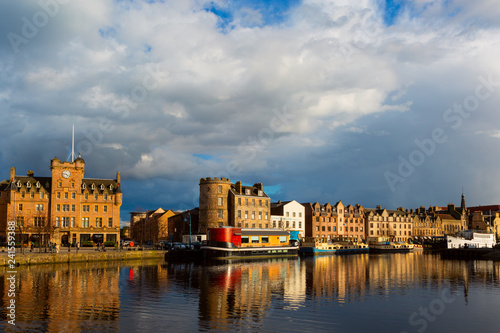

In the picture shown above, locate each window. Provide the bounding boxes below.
[82,217,89,228]
[82,205,89,212]
[259,212,262,219]
[56,217,60,227]
[34,217,45,227]
[58,182,62,187]
[252,199,255,206]
[71,217,75,227]
[252,211,255,219]
[261,236,269,243]
[95,217,102,228]
[84,193,88,200]
[64,192,68,199]
[299,212,302,217]
[238,210,241,218]
[30,192,34,198]
[62,204,70,212]
[280,236,287,243]
[103,205,107,213]
[218,185,222,193]
[40,192,44,199]
[218,197,223,206]
[333,226,336,231]
[299,222,302,228]
[245,211,248,219]
[293,212,296,217]
[241,236,249,244]
[36,204,43,211]
[265,212,268,219]
[71,183,74,188]
[245,198,248,206]
[16,216,24,227]
[245,189,250,195]
[238,198,241,205]
[259,200,262,207]
[72,193,75,199]
[94,205,98,213]
[108,218,113,227]
[218,209,223,219]
[286,212,289,217]
[62,217,69,227]
[57,192,60,199]
[258,190,263,196]
[94,194,98,200]
[251,236,259,243]
[56,204,60,212]
[72,204,75,212]
[104,194,108,200]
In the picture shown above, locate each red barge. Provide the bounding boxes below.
[202,227,299,259]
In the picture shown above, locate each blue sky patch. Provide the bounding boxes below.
[378,0,405,26]
[204,0,301,30]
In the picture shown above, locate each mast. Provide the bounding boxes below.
[71,124,75,162]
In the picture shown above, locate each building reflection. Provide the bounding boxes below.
[1,262,121,332]
[197,257,305,331]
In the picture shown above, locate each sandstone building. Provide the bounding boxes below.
[0,157,121,246]
[199,178,271,232]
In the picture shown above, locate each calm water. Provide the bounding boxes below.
[1,252,500,332]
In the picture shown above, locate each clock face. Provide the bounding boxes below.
[62,170,71,178]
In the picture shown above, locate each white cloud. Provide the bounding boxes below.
[1,0,500,211]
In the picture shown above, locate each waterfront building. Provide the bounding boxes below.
[129,208,175,245]
[364,206,413,243]
[271,200,305,239]
[168,208,202,243]
[302,201,348,241]
[411,206,444,239]
[434,198,467,235]
[199,178,271,233]
[468,205,500,239]
[0,157,122,246]
[343,204,366,241]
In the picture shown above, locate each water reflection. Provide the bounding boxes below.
[1,254,500,332]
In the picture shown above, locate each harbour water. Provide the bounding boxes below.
[1,252,500,332]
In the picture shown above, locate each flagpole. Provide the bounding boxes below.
[72,124,75,162]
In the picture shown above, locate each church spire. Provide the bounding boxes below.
[461,192,466,211]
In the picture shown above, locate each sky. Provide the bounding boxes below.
[1,0,500,225]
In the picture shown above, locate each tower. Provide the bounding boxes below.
[199,177,232,233]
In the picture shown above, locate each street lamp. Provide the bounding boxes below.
[184,212,191,247]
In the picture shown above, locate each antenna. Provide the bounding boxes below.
[71,124,75,162]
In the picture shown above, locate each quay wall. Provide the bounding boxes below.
[0,250,165,266]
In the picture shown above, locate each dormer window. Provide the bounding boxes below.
[91,183,95,190]
[26,181,31,188]
[82,183,86,189]
[36,181,41,188]
[100,184,105,191]
[258,190,263,196]
[16,180,21,188]
[109,184,114,191]
[245,189,250,195]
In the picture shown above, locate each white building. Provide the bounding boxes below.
[447,230,496,249]
[271,200,305,239]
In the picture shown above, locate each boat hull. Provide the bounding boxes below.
[299,246,369,256]
[202,245,299,260]
[369,246,412,253]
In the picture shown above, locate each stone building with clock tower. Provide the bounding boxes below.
[0,156,122,247]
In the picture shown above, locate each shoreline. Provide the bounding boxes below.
[0,249,165,266]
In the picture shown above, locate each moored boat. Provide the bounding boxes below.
[299,237,369,255]
[202,227,299,259]
[368,237,414,253]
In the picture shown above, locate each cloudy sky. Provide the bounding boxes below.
[1,0,500,224]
